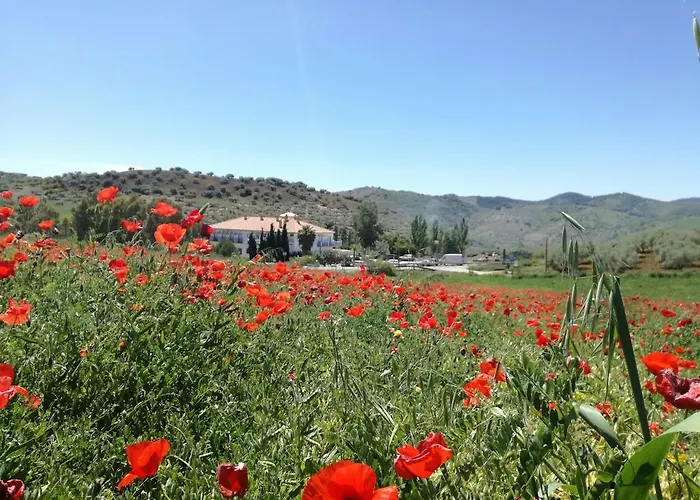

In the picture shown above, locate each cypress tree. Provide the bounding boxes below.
[281,223,290,260]
[269,223,277,249]
[275,228,283,261]
[247,233,258,259]
[259,230,267,252]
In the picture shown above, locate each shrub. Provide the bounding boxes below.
[290,255,318,266]
[215,239,238,257]
[365,260,396,276]
[317,250,353,267]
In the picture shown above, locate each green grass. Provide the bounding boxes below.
[403,270,700,302]
[0,244,698,499]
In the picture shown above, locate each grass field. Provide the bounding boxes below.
[1,196,699,499]
[407,270,700,302]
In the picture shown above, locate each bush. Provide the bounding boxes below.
[365,260,396,276]
[317,250,353,266]
[290,255,318,267]
[215,239,238,257]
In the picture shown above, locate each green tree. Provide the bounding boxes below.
[268,224,278,249]
[298,225,316,255]
[258,230,267,252]
[410,215,429,254]
[72,199,93,240]
[430,220,441,255]
[453,217,469,253]
[281,223,290,261]
[386,233,414,256]
[353,201,382,249]
[247,233,258,259]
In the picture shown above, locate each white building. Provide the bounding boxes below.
[210,213,341,255]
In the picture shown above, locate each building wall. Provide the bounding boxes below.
[211,229,341,256]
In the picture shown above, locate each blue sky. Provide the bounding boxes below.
[1,1,698,201]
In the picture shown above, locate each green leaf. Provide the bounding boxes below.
[694,15,700,62]
[615,433,674,500]
[562,226,568,255]
[547,482,579,496]
[615,412,700,500]
[561,211,587,233]
[577,404,625,452]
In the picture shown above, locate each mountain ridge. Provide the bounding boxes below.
[1,169,698,250]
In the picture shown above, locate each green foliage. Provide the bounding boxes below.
[410,215,429,253]
[353,201,383,249]
[298,225,316,255]
[365,260,396,276]
[247,233,258,259]
[317,250,353,266]
[384,233,415,256]
[215,238,238,257]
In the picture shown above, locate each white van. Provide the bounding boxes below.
[438,253,466,265]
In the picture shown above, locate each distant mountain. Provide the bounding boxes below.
[1,168,698,251]
[339,187,700,250]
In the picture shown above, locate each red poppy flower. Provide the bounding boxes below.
[12,252,27,263]
[181,209,204,228]
[121,220,143,232]
[154,223,186,250]
[200,223,214,238]
[660,309,676,318]
[151,201,178,217]
[302,460,398,500]
[655,369,700,411]
[596,402,612,418]
[0,479,24,499]
[678,359,698,371]
[117,438,171,491]
[0,221,9,231]
[217,462,248,498]
[318,311,332,321]
[187,238,213,255]
[18,196,39,208]
[97,186,119,204]
[38,220,54,231]
[394,432,452,480]
[479,359,506,383]
[463,373,492,407]
[255,310,270,324]
[641,352,680,375]
[347,305,365,317]
[0,260,16,280]
[0,364,29,409]
[0,206,14,219]
[0,191,12,199]
[0,298,31,326]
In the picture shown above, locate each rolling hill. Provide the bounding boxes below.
[1,168,699,251]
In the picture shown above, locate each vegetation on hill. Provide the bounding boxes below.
[1,169,699,263]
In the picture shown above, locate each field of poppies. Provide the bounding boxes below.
[0,188,699,500]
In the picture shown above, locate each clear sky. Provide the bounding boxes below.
[1,1,698,201]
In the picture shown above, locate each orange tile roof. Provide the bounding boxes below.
[210,216,333,235]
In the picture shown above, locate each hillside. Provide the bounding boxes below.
[339,187,700,250]
[1,168,699,251]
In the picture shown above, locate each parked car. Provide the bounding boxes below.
[438,254,466,265]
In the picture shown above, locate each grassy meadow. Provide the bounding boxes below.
[0,195,699,499]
